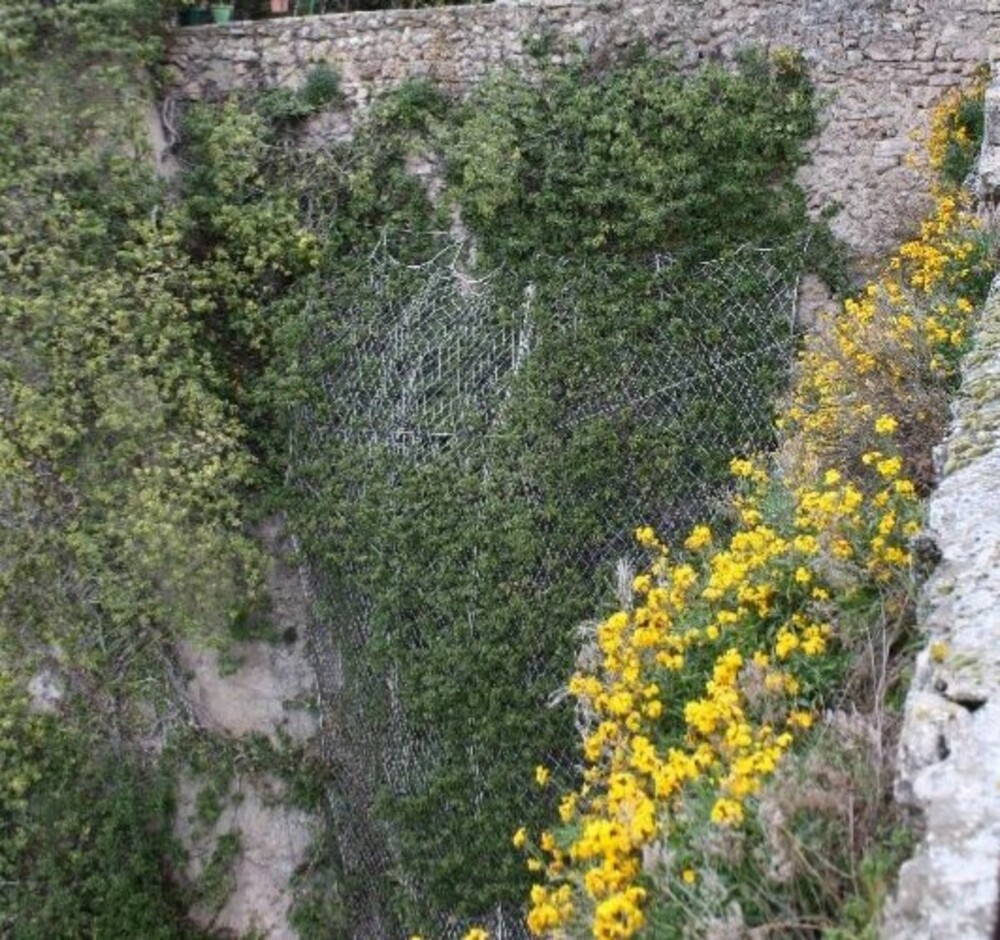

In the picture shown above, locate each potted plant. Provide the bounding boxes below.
[270,0,289,13]
[210,1,233,22]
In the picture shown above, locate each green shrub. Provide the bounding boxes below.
[0,684,198,939]
[0,8,262,934]
[448,47,818,264]
[301,62,343,109]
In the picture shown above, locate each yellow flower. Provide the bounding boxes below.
[800,627,827,656]
[632,573,652,595]
[831,538,853,559]
[793,533,818,554]
[684,524,712,552]
[462,928,489,940]
[558,792,577,823]
[534,765,550,787]
[681,868,697,884]
[787,710,813,729]
[874,414,898,435]
[774,628,799,660]
[594,887,646,940]
[729,457,754,478]
[634,525,661,550]
[710,797,744,826]
[512,827,527,849]
[876,456,902,479]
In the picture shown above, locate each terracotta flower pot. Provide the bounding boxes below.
[270,0,289,13]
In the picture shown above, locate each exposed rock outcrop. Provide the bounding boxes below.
[881,236,1000,937]
[175,516,320,939]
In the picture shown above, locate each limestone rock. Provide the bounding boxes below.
[881,269,1000,939]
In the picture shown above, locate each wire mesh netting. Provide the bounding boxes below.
[290,238,803,938]
[299,241,527,457]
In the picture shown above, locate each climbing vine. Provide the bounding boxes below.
[228,45,835,933]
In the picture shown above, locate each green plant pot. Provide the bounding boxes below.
[211,3,233,22]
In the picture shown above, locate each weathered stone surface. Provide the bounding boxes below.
[173,516,320,938]
[881,272,1000,938]
[176,517,318,745]
[176,635,317,742]
[176,775,315,940]
[979,84,1000,198]
[165,0,999,256]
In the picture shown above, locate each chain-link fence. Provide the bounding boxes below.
[291,239,802,938]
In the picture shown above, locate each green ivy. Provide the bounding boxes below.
[217,45,838,930]
[448,48,819,264]
[0,681,202,939]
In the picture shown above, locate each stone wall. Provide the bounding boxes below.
[880,278,1000,940]
[879,82,1000,940]
[165,0,1000,255]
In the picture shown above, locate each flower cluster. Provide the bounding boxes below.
[784,192,987,492]
[924,71,988,188]
[512,80,991,939]
[517,442,919,938]
[784,81,990,495]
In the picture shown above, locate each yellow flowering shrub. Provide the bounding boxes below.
[783,78,991,493]
[516,78,992,939]
[518,448,920,938]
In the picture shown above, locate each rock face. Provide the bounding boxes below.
[881,272,1000,932]
[177,775,315,940]
[978,83,1000,199]
[174,516,320,940]
[164,0,999,257]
